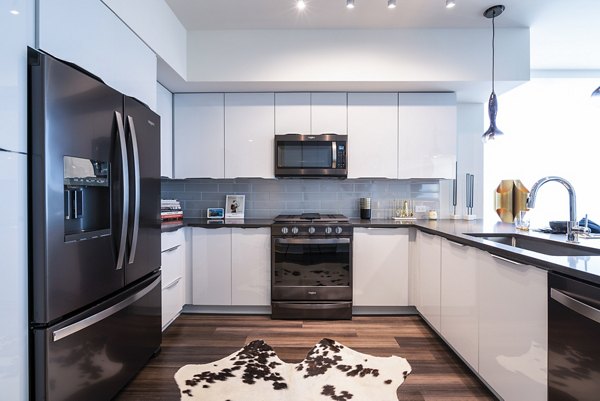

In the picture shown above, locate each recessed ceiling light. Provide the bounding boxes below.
[388,0,397,9]
[346,0,355,9]
[10,9,19,15]
[296,0,306,10]
[446,0,456,9]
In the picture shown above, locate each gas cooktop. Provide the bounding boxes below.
[273,213,349,223]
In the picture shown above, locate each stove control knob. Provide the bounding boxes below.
[291,226,299,235]
[308,226,316,234]
[325,226,333,234]
[281,227,289,234]
[335,226,343,234]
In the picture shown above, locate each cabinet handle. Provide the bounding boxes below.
[447,239,465,247]
[162,244,181,253]
[489,253,524,266]
[164,276,182,290]
[550,288,600,324]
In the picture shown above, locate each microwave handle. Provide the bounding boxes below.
[332,141,337,168]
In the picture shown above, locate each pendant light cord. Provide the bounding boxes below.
[492,14,496,93]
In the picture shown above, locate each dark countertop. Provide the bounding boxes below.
[162,218,600,286]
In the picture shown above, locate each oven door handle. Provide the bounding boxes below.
[275,238,351,245]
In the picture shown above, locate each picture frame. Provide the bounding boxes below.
[225,195,245,219]
[207,207,224,219]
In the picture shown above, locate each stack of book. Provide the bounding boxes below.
[161,199,183,221]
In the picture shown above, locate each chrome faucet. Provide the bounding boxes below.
[527,176,584,242]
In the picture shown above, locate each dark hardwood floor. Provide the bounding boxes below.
[116,314,496,400]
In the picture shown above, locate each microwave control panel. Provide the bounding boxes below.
[337,143,347,169]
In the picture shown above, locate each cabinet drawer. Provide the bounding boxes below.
[161,247,184,289]
[161,229,184,252]
[162,275,184,329]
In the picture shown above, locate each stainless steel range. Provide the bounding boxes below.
[271,213,353,320]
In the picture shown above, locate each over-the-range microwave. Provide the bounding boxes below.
[274,133,347,178]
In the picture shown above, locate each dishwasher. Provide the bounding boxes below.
[548,272,600,401]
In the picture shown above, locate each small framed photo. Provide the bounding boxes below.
[225,195,245,219]
[207,207,224,219]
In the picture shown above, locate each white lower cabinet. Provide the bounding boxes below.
[477,250,548,401]
[440,238,479,370]
[192,228,232,305]
[416,230,442,331]
[161,228,187,330]
[231,228,271,306]
[353,228,409,306]
[192,227,270,306]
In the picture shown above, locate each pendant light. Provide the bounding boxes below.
[482,5,505,142]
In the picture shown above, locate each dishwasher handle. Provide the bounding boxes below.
[550,288,600,324]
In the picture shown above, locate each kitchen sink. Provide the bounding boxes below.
[465,233,600,257]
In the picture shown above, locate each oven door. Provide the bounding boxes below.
[271,237,352,301]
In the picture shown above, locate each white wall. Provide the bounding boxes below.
[185,28,529,101]
[102,0,187,80]
[484,78,600,228]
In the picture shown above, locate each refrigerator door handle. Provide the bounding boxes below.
[52,275,161,342]
[126,115,141,264]
[115,111,129,270]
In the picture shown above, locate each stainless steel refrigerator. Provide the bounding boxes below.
[28,48,162,401]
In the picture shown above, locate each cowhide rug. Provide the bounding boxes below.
[174,338,412,400]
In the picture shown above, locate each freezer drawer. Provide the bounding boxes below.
[31,273,161,401]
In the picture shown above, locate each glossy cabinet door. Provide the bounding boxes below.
[311,92,347,134]
[192,228,232,305]
[347,93,398,178]
[398,93,457,179]
[157,83,173,178]
[1,0,33,153]
[416,230,442,332]
[161,229,186,329]
[231,228,271,306]
[478,250,548,401]
[353,228,409,306]
[38,0,157,109]
[440,238,479,370]
[225,93,275,178]
[0,152,28,400]
[275,93,311,134]
[174,93,225,178]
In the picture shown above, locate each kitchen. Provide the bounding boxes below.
[2,0,600,400]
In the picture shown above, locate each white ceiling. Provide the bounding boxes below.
[164,0,600,70]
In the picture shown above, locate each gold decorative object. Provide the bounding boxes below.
[494,179,529,223]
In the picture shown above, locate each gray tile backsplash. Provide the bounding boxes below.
[161,178,441,219]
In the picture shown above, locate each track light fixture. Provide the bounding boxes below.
[482,5,505,142]
[388,0,397,9]
[446,0,456,9]
[346,0,355,9]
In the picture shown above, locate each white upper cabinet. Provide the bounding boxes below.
[231,228,271,306]
[225,93,275,178]
[347,93,398,178]
[353,228,409,306]
[478,250,548,401]
[157,83,173,178]
[38,0,157,109]
[311,93,347,134]
[174,93,225,179]
[1,0,33,153]
[440,238,479,371]
[398,93,457,179]
[275,93,311,134]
